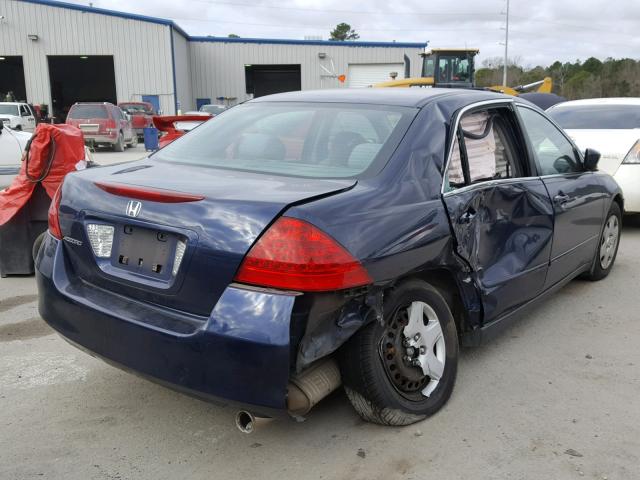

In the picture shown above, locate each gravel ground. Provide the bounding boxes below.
[0,159,638,479]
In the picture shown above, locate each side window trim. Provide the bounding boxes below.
[514,103,584,177]
[443,99,537,195]
[442,99,515,194]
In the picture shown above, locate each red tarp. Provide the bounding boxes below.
[0,124,85,225]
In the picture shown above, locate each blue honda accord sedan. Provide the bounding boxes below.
[36,89,623,427]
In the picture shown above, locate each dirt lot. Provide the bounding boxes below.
[1,148,639,479]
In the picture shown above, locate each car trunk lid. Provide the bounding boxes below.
[58,160,356,316]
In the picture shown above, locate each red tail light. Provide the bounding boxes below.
[234,217,372,292]
[48,186,63,239]
[105,119,116,130]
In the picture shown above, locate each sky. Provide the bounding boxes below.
[69,0,639,68]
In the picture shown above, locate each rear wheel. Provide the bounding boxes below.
[113,132,124,152]
[127,133,138,148]
[587,202,621,281]
[340,279,459,426]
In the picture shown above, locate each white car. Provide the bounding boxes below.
[0,122,31,187]
[0,102,37,132]
[547,98,640,213]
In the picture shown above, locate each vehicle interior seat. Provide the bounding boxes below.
[347,143,383,172]
[235,133,286,161]
[326,131,367,166]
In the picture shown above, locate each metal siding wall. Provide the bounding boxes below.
[189,41,425,105]
[0,0,176,114]
[172,29,193,112]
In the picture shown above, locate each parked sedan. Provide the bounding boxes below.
[0,121,31,187]
[36,89,622,427]
[547,98,640,213]
[199,104,228,116]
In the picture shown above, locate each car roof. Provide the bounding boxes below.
[0,102,23,106]
[551,97,640,108]
[249,88,511,108]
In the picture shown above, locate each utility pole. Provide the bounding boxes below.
[502,0,510,86]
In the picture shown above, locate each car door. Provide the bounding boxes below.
[516,105,607,288]
[20,104,36,131]
[115,107,132,142]
[442,102,554,322]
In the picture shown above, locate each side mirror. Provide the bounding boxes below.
[583,148,600,171]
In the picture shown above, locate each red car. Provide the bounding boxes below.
[66,102,137,151]
[119,102,155,139]
[153,115,211,149]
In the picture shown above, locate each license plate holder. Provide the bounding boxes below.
[113,225,177,279]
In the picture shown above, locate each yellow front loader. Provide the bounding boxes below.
[374,48,553,96]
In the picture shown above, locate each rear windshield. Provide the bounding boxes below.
[121,103,153,114]
[548,104,640,129]
[68,105,109,119]
[154,102,416,178]
[0,105,19,116]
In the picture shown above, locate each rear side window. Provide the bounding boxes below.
[445,107,523,191]
[517,106,581,175]
[154,102,417,179]
[0,104,19,116]
[548,104,640,129]
[68,105,109,119]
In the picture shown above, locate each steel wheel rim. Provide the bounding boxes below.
[380,301,446,399]
[599,214,619,270]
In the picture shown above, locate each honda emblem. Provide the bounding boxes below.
[125,200,142,218]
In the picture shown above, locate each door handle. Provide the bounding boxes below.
[554,193,571,205]
[459,208,477,224]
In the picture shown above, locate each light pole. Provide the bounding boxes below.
[502,0,510,86]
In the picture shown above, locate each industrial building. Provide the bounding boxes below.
[0,0,427,120]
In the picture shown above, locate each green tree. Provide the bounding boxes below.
[470,56,640,99]
[228,33,240,38]
[329,23,359,41]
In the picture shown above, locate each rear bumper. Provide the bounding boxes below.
[614,165,640,213]
[82,133,117,144]
[35,234,295,416]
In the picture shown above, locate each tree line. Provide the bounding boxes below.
[476,56,640,99]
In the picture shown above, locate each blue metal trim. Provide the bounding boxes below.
[189,36,428,48]
[169,26,179,114]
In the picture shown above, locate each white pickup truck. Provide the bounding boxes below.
[0,121,31,188]
[0,102,37,132]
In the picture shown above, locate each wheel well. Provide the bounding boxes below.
[404,269,469,335]
[613,194,624,214]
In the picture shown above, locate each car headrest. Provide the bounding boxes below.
[236,133,286,161]
[347,143,382,171]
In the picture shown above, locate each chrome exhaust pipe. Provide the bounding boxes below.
[235,357,342,432]
[235,410,271,434]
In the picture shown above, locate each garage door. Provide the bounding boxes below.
[347,63,404,88]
